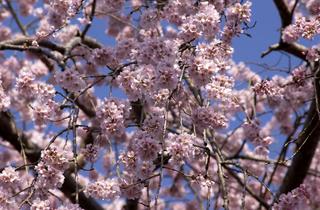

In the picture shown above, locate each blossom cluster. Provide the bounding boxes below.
[1,0,320,209]
[35,146,71,190]
[273,184,310,210]
[96,98,130,138]
[282,16,320,43]
[85,179,120,200]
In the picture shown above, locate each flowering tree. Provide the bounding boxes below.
[0,0,320,209]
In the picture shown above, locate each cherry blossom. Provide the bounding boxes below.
[0,0,319,209]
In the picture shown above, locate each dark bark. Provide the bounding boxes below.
[273,0,293,28]
[278,100,320,195]
[123,199,139,210]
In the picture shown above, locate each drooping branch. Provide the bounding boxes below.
[224,166,270,209]
[0,111,104,210]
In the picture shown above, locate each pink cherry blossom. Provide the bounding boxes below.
[0,1,319,209]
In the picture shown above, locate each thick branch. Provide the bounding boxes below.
[261,42,307,60]
[81,0,96,38]
[60,172,104,210]
[0,38,65,53]
[262,1,306,61]
[0,36,101,54]
[278,99,320,195]
[273,0,293,28]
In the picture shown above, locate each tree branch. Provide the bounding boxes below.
[261,42,307,60]
[5,0,27,35]
[277,63,320,196]
[273,0,293,28]
[225,166,270,209]
[0,111,104,210]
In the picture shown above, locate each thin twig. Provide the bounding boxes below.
[5,0,27,35]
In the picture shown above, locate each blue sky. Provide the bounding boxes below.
[233,0,282,63]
